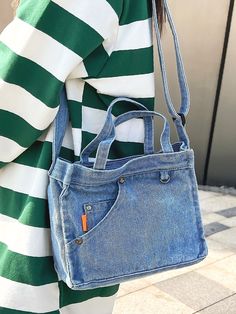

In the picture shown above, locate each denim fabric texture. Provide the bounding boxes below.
[47,0,208,290]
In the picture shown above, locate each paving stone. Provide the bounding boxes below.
[204,222,230,237]
[196,255,236,292]
[220,216,236,228]
[204,238,235,261]
[143,257,212,285]
[217,207,236,218]
[117,276,150,296]
[155,271,233,311]
[198,191,222,201]
[200,195,236,213]
[116,285,131,298]
[113,285,193,314]
[208,227,236,250]
[201,213,225,225]
[196,294,236,314]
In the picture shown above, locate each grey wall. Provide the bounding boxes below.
[154,0,235,188]
[207,1,236,187]
[1,0,236,187]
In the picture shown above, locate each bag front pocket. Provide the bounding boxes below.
[83,198,117,232]
[59,178,125,245]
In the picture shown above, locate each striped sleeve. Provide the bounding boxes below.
[0,0,120,168]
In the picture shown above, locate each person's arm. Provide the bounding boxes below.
[0,0,120,168]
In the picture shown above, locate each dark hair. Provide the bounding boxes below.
[155,0,166,35]
[12,0,166,33]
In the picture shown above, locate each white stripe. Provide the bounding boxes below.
[0,122,74,198]
[0,120,74,164]
[0,79,58,130]
[0,17,82,81]
[114,18,153,51]
[52,0,118,40]
[0,136,26,163]
[84,73,155,98]
[116,117,146,143]
[82,106,107,135]
[65,79,85,102]
[0,276,58,313]
[67,62,88,80]
[60,293,118,314]
[0,163,48,199]
[82,106,146,143]
[0,214,51,257]
[38,120,74,151]
[72,128,82,156]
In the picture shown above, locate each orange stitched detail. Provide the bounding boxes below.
[81,214,88,232]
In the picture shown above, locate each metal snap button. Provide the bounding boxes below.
[118,176,125,184]
[85,204,92,211]
[159,170,171,184]
[160,176,170,184]
[75,238,83,245]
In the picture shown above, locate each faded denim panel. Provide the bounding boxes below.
[47,150,208,290]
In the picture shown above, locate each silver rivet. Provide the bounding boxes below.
[75,238,83,245]
[160,173,170,184]
[160,176,170,184]
[85,204,92,211]
[118,176,125,184]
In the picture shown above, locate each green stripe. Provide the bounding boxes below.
[83,45,109,78]
[59,280,119,307]
[79,83,155,113]
[68,100,82,129]
[0,42,62,108]
[0,110,42,147]
[14,141,74,170]
[59,146,75,163]
[0,186,49,228]
[119,0,152,25]
[110,139,145,159]
[81,131,145,159]
[17,0,50,22]
[0,149,74,230]
[0,161,7,169]
[97,47,154,77]
[0,308,59,314]
[0,242,57,286]
[80,83,109,111]
[14,140,52,169]
[17,0,104,59]
[106,0,124,19]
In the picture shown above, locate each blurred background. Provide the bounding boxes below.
[1,0,235,188]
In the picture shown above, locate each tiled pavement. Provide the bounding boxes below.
[112,190,236,314]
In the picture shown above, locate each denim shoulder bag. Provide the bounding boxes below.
[47,0,208,290]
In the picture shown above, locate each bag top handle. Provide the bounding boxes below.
[93,109,173,170]
[79,97,155,164]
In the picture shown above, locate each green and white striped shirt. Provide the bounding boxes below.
[0,0,155,312]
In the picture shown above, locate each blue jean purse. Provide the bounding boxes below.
[47,0,208,290]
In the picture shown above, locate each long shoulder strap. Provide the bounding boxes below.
[152,0,190,126]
